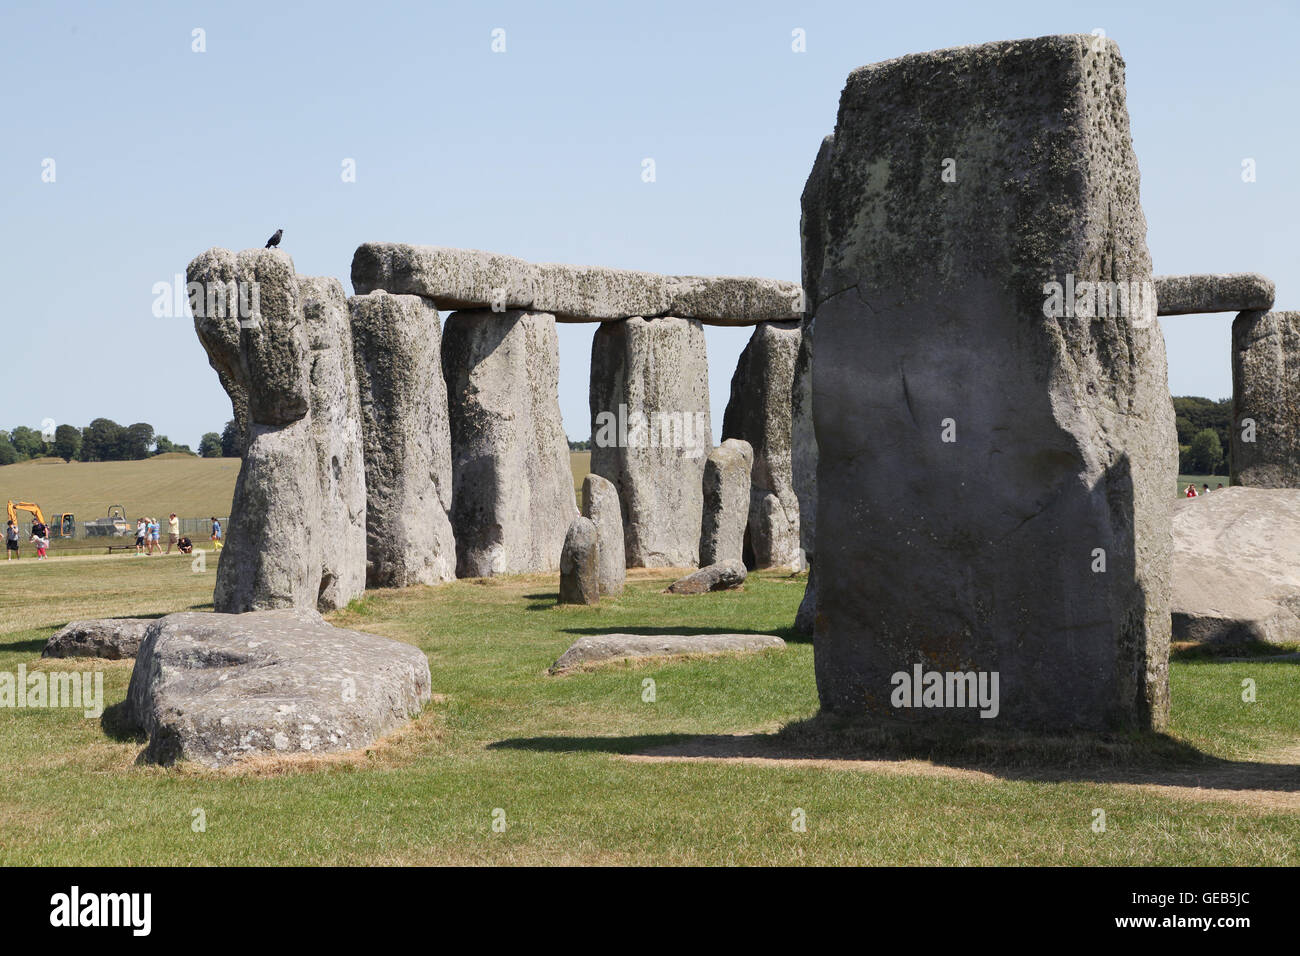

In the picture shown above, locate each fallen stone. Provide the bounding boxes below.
[812,36,1176,731]
[723,321,802,569]
[351,243,536,311]
[43,619,151,660]
[666,560,747,594]
[1172,488,1300,644]
[443,310,577,576]
[1156,273,1275,316]
[699,439,753,566]
[548,632,785,674]
[123,609,432,768]
[558,516,600,605]
[1231,310,1300,489]
[582,474,625,596]
[590,316,711,567]
[300,276,367,609]
[350,292,458,586]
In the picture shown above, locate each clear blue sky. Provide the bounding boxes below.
[2,0,1295,448]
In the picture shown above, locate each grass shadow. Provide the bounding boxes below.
[1172,640,1300,662]
[99,700,145,744]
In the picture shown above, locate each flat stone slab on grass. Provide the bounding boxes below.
[123,609,431,768]
[548,633,786,674]
[1155,273,1275,315]
[43,619,152,660]
[1172,487,1300,645]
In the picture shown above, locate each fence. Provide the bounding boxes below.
[74,516,229,539]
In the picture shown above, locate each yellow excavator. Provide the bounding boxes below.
[6,501,75,538]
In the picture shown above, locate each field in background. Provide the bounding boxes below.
[570,450,590,498]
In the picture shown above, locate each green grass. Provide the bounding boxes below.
[0,557,1297,865]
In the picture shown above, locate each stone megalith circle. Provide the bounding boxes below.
[722,320,802,569]
[1231,310,1300,489]
[559,516,600,605]
[811,35,1176,731]
[699,438,753,566]
[589,316,712,568]
[349,291,458,587]
[443,309,577,577]
[582,473,625,596]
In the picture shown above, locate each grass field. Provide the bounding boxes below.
[0,553,1296,865]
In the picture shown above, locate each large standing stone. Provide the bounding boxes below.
[1172,488,1300,645]
[122,609,432,768]
[558,516,600,605]
[349,292,457,587]
[443,310,577,576]
[1231,310,1300,489]
[812,36,1176,731]
[300,276,367,609]
[582,474,625,596]
[699,438,753,566]
[190,248,324,613]
[723,321,802,569]
[590,316,712,567]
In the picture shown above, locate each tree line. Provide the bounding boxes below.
[1173,396,1231,475]
[0,418,242,464]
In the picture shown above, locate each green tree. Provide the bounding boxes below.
[81,418,125,461]
[1188,428,1223,475]
[153,435,194,456]
[123,423,155,460]
[198,432,224,458]
[52,424,81,462]
[0,433,18,466]
[220,419,241,457]
[9,425,43,459]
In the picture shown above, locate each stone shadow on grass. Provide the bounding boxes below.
[99,700,145,745]
[491,712,1300,795]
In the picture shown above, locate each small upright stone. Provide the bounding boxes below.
[559,516,600,605]
[699,439,753,566]
[582,474,625,596]
[1232,310,1300,489]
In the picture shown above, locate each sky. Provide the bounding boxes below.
[1,0,1296,448]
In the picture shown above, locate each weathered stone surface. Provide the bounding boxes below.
[665,276,802,324]
[699,439,753,566]
[795,564,817,636]
[723,321,802,569]
[548,632,785,674]
[558,516,600,605]
[665,560,747,594]
[582,474,625,596]
[351,242,800,324]
[536,263,669,322]
[300,276,367,609]
[122,609,431,768]
[812,36,1176,731]
[215,417,323,612]
[349,292,457,587]
[352,243,536,311]
[443,310,577,576]
[790,315,817,567]
[43,619,151,660]
[590,316,711,567]
[190,248,309,427]
[800,135,834,322]
[1231,310,1300,489]
[1156,273,1275,316]
[1172,488,1300,644]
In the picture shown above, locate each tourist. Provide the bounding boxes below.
[1217,483,1225,490]
[1185,484,1198,497]
[167,513,179,554]
[31,528,48,560]
[177,536,193,555]
[211,516,223,551]
[151,517,162,555]
[1202,483,1210,495]
[135,518,146,555]
[5,520,18,560]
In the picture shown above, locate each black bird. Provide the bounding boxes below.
[265,228,283,249]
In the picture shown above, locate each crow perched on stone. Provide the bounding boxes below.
[265,228,283,249]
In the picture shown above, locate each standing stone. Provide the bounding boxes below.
[558,516,600,605]
[190,248,324,613]
[1231,310,1300,489]
[590,316,712,567]
[582,474,625,596]
[699,439,753,566]
[349,292,457,587]
[443,310,577,576]
[300,277,367,609]
[722,321,802,569]
[812,36,1176,731]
